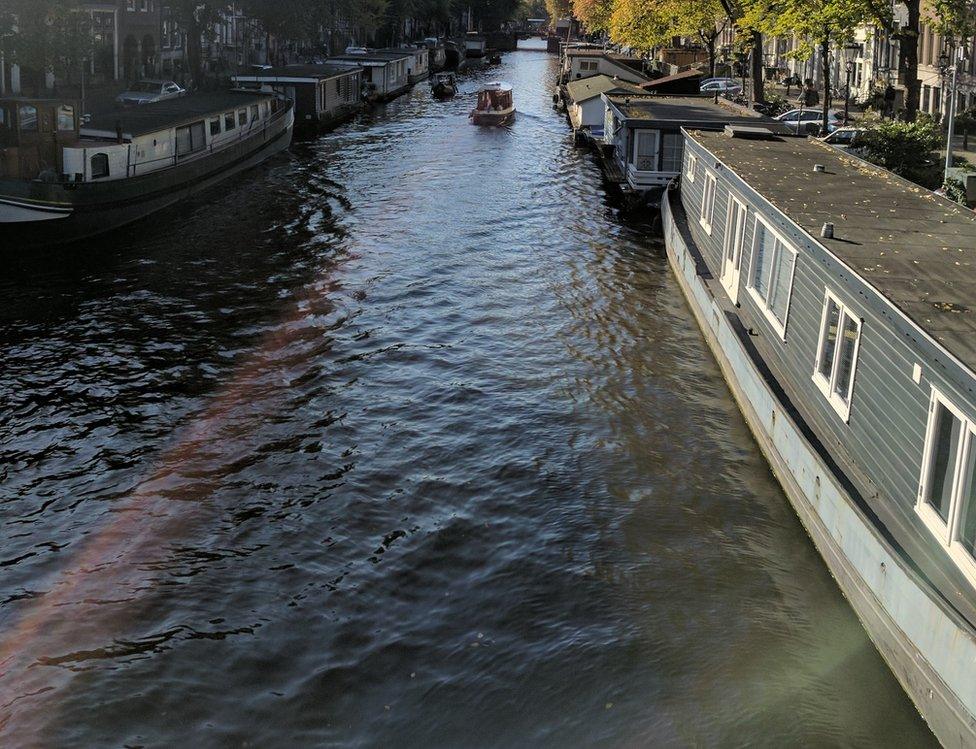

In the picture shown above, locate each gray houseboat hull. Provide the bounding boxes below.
[662,188,976,748]
[1,105,294,250]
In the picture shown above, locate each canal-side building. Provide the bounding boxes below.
[662,127,976,747]
[232,65,363,131]
[602,95,787,195]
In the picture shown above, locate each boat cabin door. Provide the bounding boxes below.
[633,130,658,171]
[720,195,748,304]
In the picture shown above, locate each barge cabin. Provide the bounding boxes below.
[326,51,411,102]
[464,34,487,58]
[602,94,788,196]
[381,46,430,84]
[561,48,650,85]
[0,90,294,246]
[564,74,645,137]
[423,38,447,72]
[232,65,362,131]
[662,127,976,747]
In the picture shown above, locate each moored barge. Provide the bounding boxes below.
[662,126,976,747]
[1,91,294,248]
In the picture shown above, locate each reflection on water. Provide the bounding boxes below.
[0,40,934,747]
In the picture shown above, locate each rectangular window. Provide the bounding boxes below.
[210,118,221,136]
[250,104,259,122]
[224,112,236,130]
[18,105,38,132]
[746,216,797,339]
[686,152,697,182]
[238,109,247,127]
[917,388,976,585]
[812,290,861,421]
[699,171,716,234]
[720,194,747,304]
[660,132,682,173]
[176,121,206,156]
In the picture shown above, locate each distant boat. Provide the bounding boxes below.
[431,72,457,99]
[469,81,515,126]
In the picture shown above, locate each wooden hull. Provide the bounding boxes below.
[0,104,294,250]
[469,108,515,126]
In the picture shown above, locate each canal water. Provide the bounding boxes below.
[0,41,935,747]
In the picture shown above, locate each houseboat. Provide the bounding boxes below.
[662,126,976,748]
[381,46,430,84]
[431,72,457,99]
[561,48,650,85]
[326,51,411,102]
[564,74,645,137]
[423,38,448,72]
[465,34,487,59]
[602,94,788,198]
[470,82,515,126]
[232,65,362,132]
[0,91,294,248]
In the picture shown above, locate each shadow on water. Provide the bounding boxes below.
[0,40,937,747]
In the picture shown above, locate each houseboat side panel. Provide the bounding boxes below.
[678,133,976,616]
[662,188,976,749]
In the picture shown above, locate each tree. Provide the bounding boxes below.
[860,116,942,186]
[573,0,612,34]
[165,0,220,88]
[1,0,91,92]
[741,0,885,133]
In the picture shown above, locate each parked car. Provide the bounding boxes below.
[700,79,743,95]
[776,107,842,134]
[819,127,865,153]
[116,80,187,106]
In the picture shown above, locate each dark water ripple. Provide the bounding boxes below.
[0,41,934,747]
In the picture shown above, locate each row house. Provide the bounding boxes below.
[761,2,975,117]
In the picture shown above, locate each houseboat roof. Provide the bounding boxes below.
[606,94,790,132]
[328,52,410,64]
[566,74,645,103]
[232,65,360,83]
[479,81,513,92]
[382,46,425,55]
[688,128,976,372]
[82,90,275,138]
[639,68,705,89]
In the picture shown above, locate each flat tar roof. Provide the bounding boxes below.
[565,74,645,102]
[607,95,789,131]
[83,91,274,137]
[233,65,360,81]
[688,129,976,371]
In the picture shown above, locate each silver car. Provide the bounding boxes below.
[116,80,187,106]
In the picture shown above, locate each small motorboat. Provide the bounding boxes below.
[469,81,515,126]
[431,72,457,99]
[488,53,502,65]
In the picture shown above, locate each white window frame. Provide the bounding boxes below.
[686,152,697,182]
[745,215,797,340]
[720,194,748,305]
[916,387,976,586]
[811,289,862,422]
[699,170,716,235]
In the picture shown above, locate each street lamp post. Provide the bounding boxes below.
[842,42,860,125]
[943,46,966,186]
[844,59,854,124]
